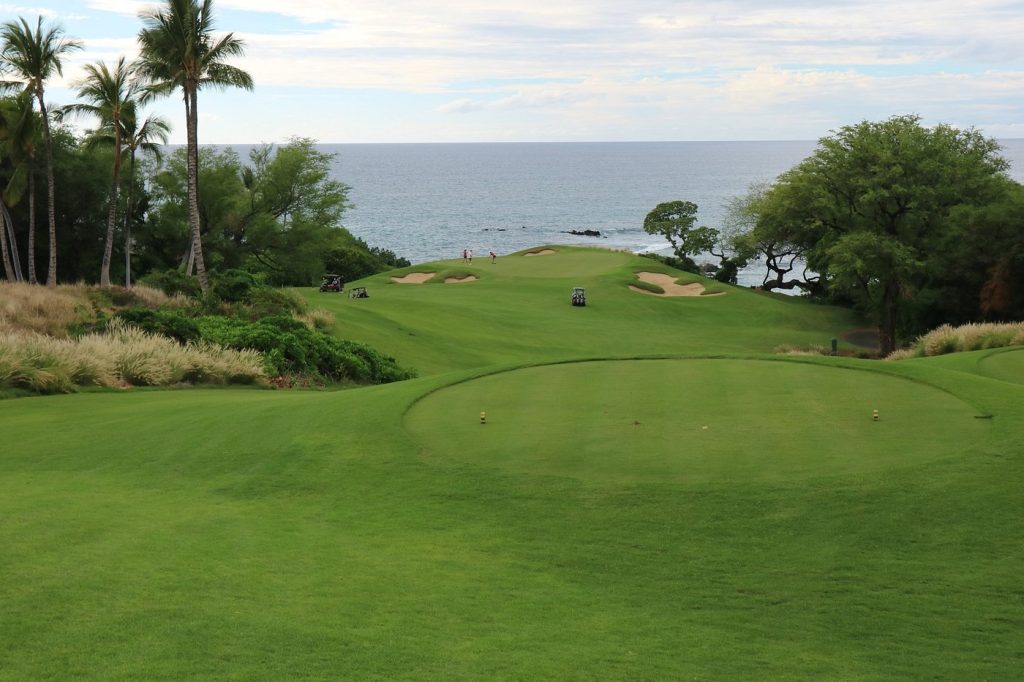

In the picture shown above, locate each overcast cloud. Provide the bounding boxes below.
[7,0,1023,142]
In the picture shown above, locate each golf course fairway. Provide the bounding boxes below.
[2,247,1022,679]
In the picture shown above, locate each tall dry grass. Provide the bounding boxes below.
[0,320,265,393]
[0,282,192,339]
[886,321,1024,360]
[0,282,94,337]
[299,307,336,332]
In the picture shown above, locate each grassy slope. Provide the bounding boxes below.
[2,247,1023,679]
[306,247,862,374]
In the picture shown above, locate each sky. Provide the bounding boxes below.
[2,0,1023,144]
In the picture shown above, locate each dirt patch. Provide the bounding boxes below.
[524,249,556,257]
[391,272,436,284]
[445,275,478,284]
[629,272,725,297]
[842,327,880,350]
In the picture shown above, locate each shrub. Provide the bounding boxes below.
[138,269,202,299]
[211,269,259,303]
[115,308,201,344]
[245,286,307,318]
[195,315,414,384]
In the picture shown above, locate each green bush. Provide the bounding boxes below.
[138,269,203,298]
[115,309,201,344]
[195,315,414,384]
[245,287,307,318]
[211,269,259,303]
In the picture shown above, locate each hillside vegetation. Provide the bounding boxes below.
[2,247,1023,679]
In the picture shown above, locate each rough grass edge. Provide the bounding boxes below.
[886,322,1024,360]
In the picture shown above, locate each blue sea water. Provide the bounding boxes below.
[323,140,1024,284]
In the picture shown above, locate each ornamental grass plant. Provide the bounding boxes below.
[0,282,93,337]
[0,320,264,393]
[887,322,1024,359]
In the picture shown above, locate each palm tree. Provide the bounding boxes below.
[0,91,38,283]
[135,0,252,292]
[0,16,82,286]
[65,57,137,286]
[119,105,171,288]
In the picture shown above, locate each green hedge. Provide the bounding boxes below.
[195,315,415,384]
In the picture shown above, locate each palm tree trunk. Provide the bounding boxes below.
[185,84,208,292]
[36,89,58,286]
[124,150,136,288]
[0,202,14,282]
[27,168,36,284]
[99,125,122,287]
[3,203,24,281]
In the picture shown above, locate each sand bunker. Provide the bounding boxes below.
[524,249,556,257]
[629,272,725,297]
[445,275,478,284]
[391,272,435,284]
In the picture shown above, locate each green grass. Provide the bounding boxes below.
[406,358,992,484]
[306,246,861,375]
[2,247,1023,679]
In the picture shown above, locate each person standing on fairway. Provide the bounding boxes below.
[490,251,497,264]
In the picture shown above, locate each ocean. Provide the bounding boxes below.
[324,140,1024,285]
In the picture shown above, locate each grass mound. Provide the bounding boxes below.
[406,358,989,483]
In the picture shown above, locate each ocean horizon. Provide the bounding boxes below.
[217,139,1024,287]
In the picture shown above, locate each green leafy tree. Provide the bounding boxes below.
[141,139,402,286]
[723,183,821,293]
[0,16,81,285]
[135,0,252,292]
[643,200,719,272]
[755,115,1009,354]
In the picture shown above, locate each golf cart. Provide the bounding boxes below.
[349,286,369,299]
[571,286,586,307]
[319,274,344,293]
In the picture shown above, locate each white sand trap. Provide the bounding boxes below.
[629,271,725,297]
[524,249,556,257]
[445,275,478,284]
[391,272,435,284]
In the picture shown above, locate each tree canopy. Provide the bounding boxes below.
[737,115,1015,354]
[642,200,719,272]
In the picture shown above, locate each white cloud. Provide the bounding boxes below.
[0,4,57,18]
[18,0,1024,142]
[438,87,592,113]
[84,0,155,17]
